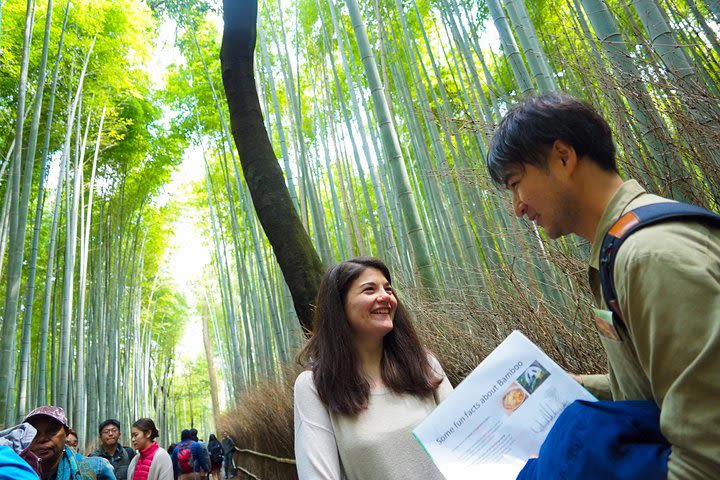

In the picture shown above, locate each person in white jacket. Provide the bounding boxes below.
[127,418,173,480]
[294,256,453,480]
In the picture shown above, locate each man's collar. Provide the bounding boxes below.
[103,444,120,456]
[588,179,646,269]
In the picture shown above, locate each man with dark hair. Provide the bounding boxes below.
[487,92,720,479]
[220,432,235,480]
[89,418,135,480]
[487,92,618,188]
[190,428,211,477]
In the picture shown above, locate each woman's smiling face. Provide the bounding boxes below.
[344,267,397,342]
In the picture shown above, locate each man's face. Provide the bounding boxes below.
[100,424,120,449]
[28,416,66,466]
[505,160,578,240]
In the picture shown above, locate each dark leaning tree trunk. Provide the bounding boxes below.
[220,0,325,333]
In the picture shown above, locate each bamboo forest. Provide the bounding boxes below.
[0,0,718,477]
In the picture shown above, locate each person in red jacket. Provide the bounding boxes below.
[127,418,173,480]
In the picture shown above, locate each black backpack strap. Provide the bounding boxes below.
[599,202,720,324]
[125,446,135,459]
[118,445,128,462]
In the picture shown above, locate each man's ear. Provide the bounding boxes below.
[552,139,577,175]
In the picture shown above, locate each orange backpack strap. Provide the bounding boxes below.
[599,202,720,325]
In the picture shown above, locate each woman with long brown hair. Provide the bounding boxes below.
[294,257,452,479]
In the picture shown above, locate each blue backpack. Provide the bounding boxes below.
[599,201,720,325]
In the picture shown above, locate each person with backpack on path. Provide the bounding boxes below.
[206,435,223,480]
[486,92,720,479]
[171,429,209,480]
[189,429,210,479]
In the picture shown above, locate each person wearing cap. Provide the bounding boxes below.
[23,405,72,478]
[22,405,98,480]
[89,419,135,480]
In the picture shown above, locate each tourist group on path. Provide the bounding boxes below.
[0,409,236,480]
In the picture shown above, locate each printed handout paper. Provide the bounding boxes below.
[413,331,596,479]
